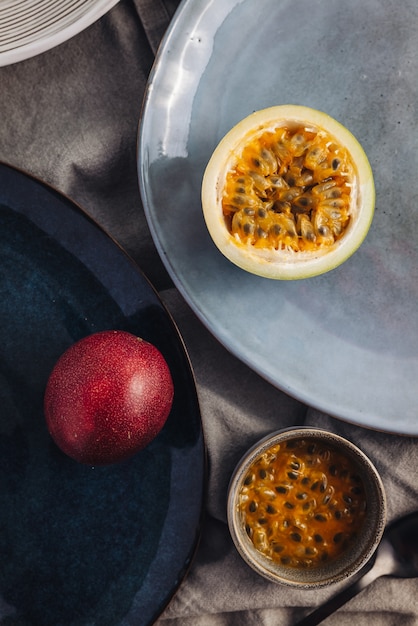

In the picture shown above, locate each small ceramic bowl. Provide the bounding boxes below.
[227,427,386,588]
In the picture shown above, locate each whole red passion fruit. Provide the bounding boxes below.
[44,330,174,465]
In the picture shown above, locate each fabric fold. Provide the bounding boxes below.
[132,0,179,54]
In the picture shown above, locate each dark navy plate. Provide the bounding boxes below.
[0,162,205,625]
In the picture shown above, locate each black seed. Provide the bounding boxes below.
[244,474,253,485]
[290,461,300,470]
[258,517,267,525]
[259,469,267,479]
[243,223,254,235]
[333,533,344,544]
[343,494,353,505]
[322,494,331,505]
[236,186,246,193]
[244,207,255,215]
[272,201,286,213]
[286,440,298,449]
[314,514,327,522]
[307,444,316,454]
[284,501,295,509]
[301,477,310,485]
[245,524,252,537]
[313,534,323,543]
[273,544,285,553]
[320,479,327,493]
[321,551,329,561]
[296,492,308,500]
[290,532,302,542]
[302,502,311,511]
[266,505,276,514]
[252,158,261,168]
[258,208,267,218]
[332,158,340,170]
[334,510,342,520]
[305,547,317,555]
[311,481,320,491]
[275,485,288,494]
[308,147,320,157]
[287,471,299,480]
[249,501,257,513]
[329,465,338,476]
[281,556,291,564]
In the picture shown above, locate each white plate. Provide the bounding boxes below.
[0,0,119,66]
[138,0,418,435]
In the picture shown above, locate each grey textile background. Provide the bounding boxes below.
[1,1,418,624]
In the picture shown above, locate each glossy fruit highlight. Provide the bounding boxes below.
[44,330,174,465]
[202,105,375,279]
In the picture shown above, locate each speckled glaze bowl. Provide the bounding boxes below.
[227,427,386,588]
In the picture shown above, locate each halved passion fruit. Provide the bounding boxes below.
[201,105,375,280]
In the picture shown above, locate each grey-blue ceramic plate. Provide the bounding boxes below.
[0,162,205,625]
[138,0,418,435]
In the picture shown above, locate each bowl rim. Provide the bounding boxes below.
[227,426,387,588]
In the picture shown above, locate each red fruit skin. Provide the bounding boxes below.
[44,330,174,465]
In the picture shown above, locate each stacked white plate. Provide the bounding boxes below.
[0,0,119,66]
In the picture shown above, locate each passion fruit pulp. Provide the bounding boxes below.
[201,105,375,280]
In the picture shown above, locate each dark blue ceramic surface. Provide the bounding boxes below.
[0,163,205,625]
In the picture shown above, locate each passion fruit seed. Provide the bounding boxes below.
[238,439,367,569]
[223,124,353,252]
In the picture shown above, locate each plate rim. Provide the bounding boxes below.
[0,0,120,66]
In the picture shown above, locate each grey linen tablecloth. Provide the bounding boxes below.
[1,1,418,624]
